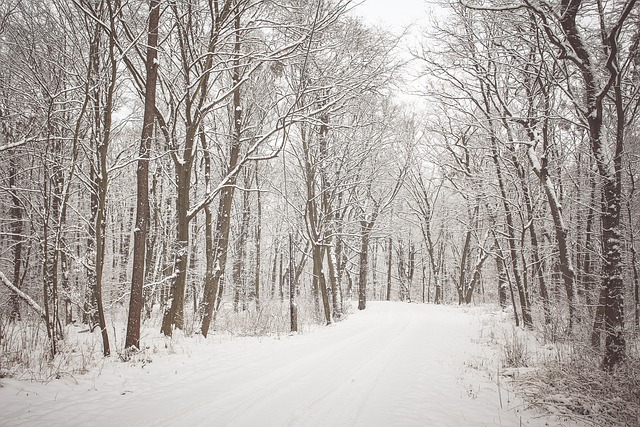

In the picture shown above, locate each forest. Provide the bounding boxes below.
[0,0,639,419]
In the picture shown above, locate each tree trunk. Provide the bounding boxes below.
[270,240,279,299]
[161,152,193,335]
[386,237,392,301]
[42,113,65,358]
[556,0,632,369]
[463,249,490,304]
[232,169,252,312]
[90,0,119,357]
[490,138,532,327]
[312,244,331,323]
[524,131,575,329]
[278,252,284,302]
[125,0,160,350]
[457,229,473,305]
[496,251,508,309]
[358,220,373,310]
[9,155,23,321]
[201,8,244,336]
[327,244,342,319]
[581,177,598,319]
[289,233,297,332]
[200,180,239,336]
[254,164,262,310]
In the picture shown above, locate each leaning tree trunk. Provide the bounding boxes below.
[523,127,575,329]
[88,0,119,357]
[489,135,532,327]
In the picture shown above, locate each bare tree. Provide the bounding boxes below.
[524,0,636,370]
[125,0,160,350]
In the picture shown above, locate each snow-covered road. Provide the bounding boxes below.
[1,302,566,426]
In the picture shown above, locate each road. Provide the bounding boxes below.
[1,302,566,426]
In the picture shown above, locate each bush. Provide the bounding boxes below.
[512,344,640,427]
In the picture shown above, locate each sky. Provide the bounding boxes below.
[350,0,432,30]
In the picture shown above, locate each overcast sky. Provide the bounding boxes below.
[351,0,430,30]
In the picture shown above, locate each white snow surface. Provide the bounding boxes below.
[1,302,575,426]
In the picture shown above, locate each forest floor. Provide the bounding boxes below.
[0,302,584,426]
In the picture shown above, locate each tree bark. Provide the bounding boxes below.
[0,272,46,320]
[200,8,244,337]
[555,0,634,369]
[524,128,574,328]
[489,136,532,327]
[125,0,160,350]
[358,219,374,310]
[386,237,392,301]
[254,163,262,310]
[289,233,297,332]
[8,155,23,321]
[232,169,252,312]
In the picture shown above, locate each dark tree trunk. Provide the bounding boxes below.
[90,0,119,357]
[581,177,598,319]
[232,169,252,312]
[358,220,374,310]
[278,252,284,302]
[200,9,243,336]
[125,0,160,350]
[270,240,278,298]
[556,0,634,369]
[496,252,508,309]
[289,233,297,332]
[490,138,532,327]
[312,244,331,323]
[386,237,392,301]
[161,147,194,335]
[457,229,473,305]
[9,155,23,321]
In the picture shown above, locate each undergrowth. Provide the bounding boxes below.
[494,307,640,427]
[514,348,640,427]
[0,297,350,381]
[0,314,104,382]
[501,327,530,368]
[471,303,640,426]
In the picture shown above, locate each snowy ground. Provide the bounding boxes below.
[0,302,578,426]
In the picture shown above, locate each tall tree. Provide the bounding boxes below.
[125,0,160,350]
[525,0,637,370]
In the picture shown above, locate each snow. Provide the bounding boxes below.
[0,302,576,426]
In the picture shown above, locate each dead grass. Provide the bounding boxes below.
[512,344,640,427]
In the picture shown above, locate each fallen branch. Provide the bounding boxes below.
[0,271,46,319]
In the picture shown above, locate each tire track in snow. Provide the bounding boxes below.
[284,309,415,426]
[155,310,392,426]
[0,302,579,427]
